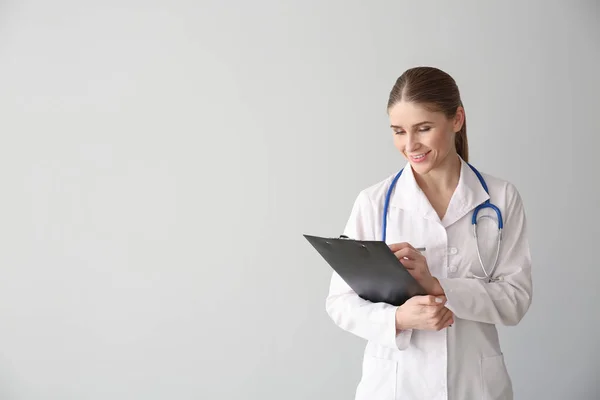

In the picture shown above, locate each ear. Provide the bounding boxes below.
[453,106,465,133]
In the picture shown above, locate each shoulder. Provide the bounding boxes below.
[476,169,525,210]
[352,172,399,209]
[343,173,399,239]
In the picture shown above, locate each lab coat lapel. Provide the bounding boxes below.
[389,158,490,226]
[441,158,490,228]
[389,162,441,223]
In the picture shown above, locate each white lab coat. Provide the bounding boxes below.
[325,157,533,400]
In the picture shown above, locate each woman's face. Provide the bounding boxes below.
[388,100,464,175]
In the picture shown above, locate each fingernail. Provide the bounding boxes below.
[435,297,443,303]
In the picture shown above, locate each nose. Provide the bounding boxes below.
[405,133,420,152]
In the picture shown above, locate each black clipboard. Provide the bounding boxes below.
[304,234,427,306]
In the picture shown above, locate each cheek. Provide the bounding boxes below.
[428,130,452,150]
[393,136,405,151]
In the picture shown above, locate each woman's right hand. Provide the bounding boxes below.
[395,295,454,331]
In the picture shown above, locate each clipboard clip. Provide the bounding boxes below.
[338,235,367,249]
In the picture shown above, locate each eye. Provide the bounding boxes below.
[419,126,431,132]
[394,130,405,135]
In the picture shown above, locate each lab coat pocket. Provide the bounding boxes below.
[355,355,397,400]
[480,354,513,400]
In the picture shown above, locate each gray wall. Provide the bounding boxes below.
[0,0,598,399]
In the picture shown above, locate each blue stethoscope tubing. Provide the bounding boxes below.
[382,163,504,282]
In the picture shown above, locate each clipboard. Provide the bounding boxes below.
[304,234,427,306]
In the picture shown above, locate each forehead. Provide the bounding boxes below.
[388,101,444,125]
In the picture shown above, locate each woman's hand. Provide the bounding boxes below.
[395,295,454,331]
[389,242,444,296]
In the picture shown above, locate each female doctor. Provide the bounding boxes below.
[325,66,533,400]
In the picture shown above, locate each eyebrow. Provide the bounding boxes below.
[390,121,434,129]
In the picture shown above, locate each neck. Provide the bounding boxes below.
[414,153,462,193]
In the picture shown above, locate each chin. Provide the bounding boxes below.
[410,163,434,175]
[406,154,436,174]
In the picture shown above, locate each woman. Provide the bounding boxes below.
[325,66,533,400]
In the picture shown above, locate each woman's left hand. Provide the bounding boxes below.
[389,243,444,296]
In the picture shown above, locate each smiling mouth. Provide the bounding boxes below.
[409,150,431,161]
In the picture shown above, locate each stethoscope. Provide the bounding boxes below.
[382,163,504,283]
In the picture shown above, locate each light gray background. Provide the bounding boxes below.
[0,0,598,399]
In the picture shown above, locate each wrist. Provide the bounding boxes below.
[429,278,444,296]
[395,306,408,332]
